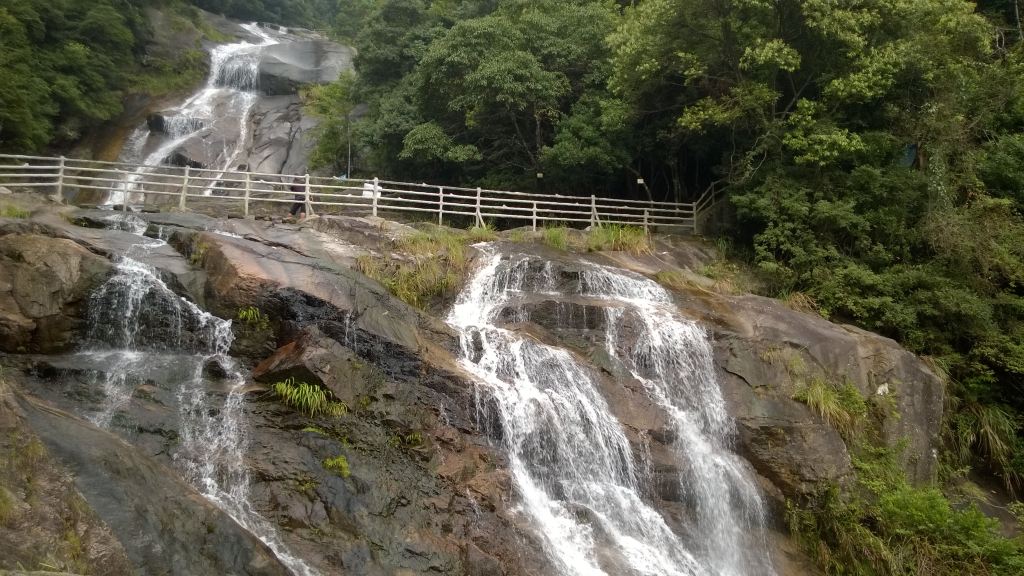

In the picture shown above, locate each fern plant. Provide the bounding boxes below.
[237,305,271,330]
[272,377,347,418]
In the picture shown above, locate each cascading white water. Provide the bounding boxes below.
[76,215,318,576]
[107,23,277,205]
[448,247,775,576]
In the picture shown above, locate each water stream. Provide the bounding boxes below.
[448,247,775,576]
[75,214,317,576]
[107,23,277,205]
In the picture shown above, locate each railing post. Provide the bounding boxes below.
[372,176,379,217]
[304,173,313,216]
[643,209,649,234]
[243,172,251,217]
[179,165,190,210]
[438,186,444,225]
[475,186,483,227]
[590,194,599,227]
[55,156,65,203]
[117,169,126,212]
[532,202,538,231]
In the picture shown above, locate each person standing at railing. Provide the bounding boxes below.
[288,178,306,221]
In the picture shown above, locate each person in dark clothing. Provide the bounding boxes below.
[288,179,305,220]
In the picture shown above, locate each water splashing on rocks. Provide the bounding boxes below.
[448,247,775,576]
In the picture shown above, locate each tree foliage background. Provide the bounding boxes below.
[0,0,340,153]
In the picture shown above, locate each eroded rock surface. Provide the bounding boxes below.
[0,198,942,576]
[0,232,111,353]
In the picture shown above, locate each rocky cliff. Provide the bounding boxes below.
[0,193,944,575]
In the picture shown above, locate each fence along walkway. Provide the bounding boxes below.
[0,153,703,233]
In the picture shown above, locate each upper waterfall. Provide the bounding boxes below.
[107,22,279,205]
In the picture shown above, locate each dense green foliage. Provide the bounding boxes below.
[0,0,149,150]
[789,444,1024,575]
[0,0,239,153]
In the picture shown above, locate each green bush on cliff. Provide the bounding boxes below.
[788,444,1024,575]
[272,377,347,418]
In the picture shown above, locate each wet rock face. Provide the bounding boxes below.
[258,40,354,96]
[488,248,944,504]
[243,325,548,576]
[244,95,318,175]
[0,378,134,575]
[18,392,292,576]
[0,233,112,353]
[0,206,942,576]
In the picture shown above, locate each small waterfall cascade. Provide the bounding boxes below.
[75,216,317,576]
[107,22,278,205]
[448,247,775,576]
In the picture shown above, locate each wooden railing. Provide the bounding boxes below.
[0,153,701,233]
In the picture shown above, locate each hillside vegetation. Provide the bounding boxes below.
[0,0,341,154]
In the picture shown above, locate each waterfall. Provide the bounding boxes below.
[75,214,317,576]
[107,23,277,205]
[448,247,775,576]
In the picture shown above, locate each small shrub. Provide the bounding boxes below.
[543,226,570,250]
[586,224,652,254]
[322,455,350,478]
[781,291,821,315]
[945,403,1022,489]
[272,377,347,418]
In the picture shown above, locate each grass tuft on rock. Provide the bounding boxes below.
[357,228,474,309]
[586,224,652,254]
[467,222,497,242]
[793,378,867,440]
[0,205,30,219]
[272,377,347,418]
[542,226,571,251]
